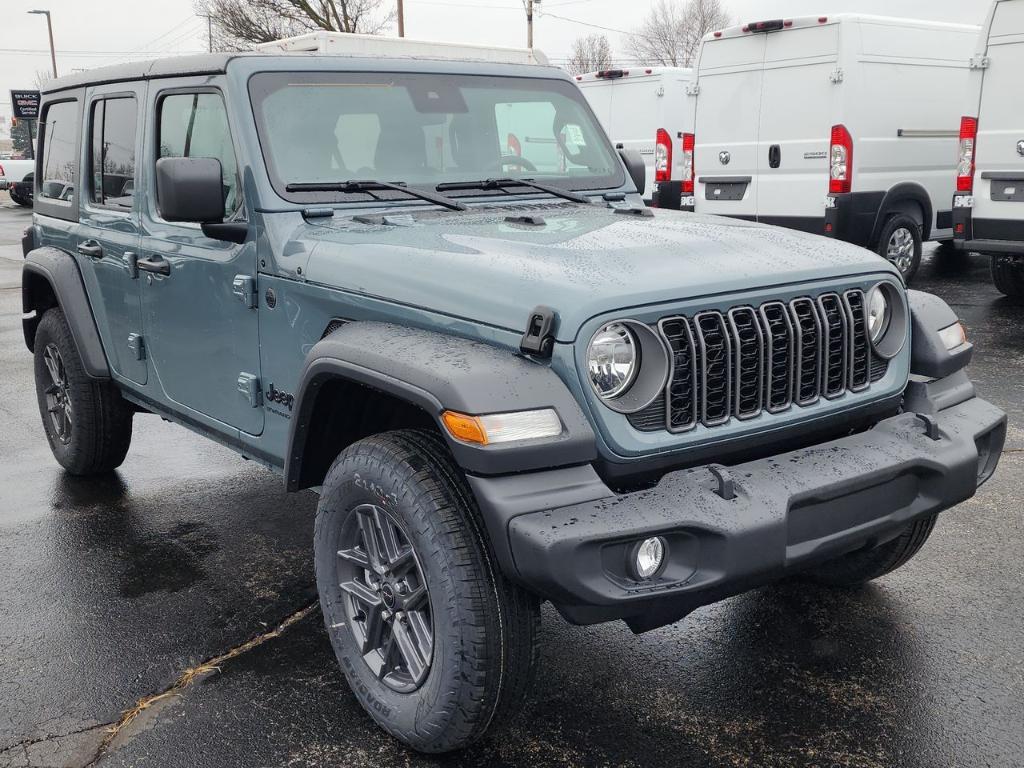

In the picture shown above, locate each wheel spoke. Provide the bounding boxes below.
[337,546,369,569]
[355,509,385,573]
[43,349,61,386]
[373,507,402,566]
[388,547,415,575]
[360,604,387,656]
[406,609,433,663]
[376,631,396,679]
[392,616,429,685]
[340,579,381,609]
[403,583,428,611]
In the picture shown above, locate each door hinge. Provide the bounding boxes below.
[970,55,990,70]
[520,305,557,358]
[127,333,145,361]
[237,373,262,407]
[685,82,700,96]
[829,68,844,84]
[232,275,257,309]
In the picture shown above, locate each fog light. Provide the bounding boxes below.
[629,537,667,581]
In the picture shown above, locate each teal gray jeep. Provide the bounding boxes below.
[21,52,1007,753]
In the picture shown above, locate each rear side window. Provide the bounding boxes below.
[89,97,138,209]
[157,92,240,216]
[39,100,78,203]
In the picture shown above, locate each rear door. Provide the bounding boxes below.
[693,34,767,219]
[756,23,839,231]
[76,83,147,385]
[973,0,1024,239]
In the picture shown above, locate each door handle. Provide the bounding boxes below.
[768,145,781,169]
[137,255,171,276]
[77,240,103,259]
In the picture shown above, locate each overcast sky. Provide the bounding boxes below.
[1,0,991,125]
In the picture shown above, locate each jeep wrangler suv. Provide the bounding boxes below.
[22,49,1006,753]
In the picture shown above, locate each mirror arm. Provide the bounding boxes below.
[201,221,249,244]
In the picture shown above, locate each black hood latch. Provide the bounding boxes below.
[520,305,557,358]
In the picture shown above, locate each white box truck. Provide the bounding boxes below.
[952,0,1024,300]
[689,15,979,280]
[576,67,694,209]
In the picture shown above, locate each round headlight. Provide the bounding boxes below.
[866,285,891,345]
[587,323,638,400]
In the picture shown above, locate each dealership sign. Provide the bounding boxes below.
[10,90,41,120]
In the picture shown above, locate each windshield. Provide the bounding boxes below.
[249,71,623,204]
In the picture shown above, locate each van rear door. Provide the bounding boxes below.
[693,34,766,219]
[756,22,839,232]
[972,0,1024,242]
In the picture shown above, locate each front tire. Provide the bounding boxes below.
[33,308,134,474]
[876,214,922,282]
[314,429,539,753]
[991,255,1024,301]
[9,188,31,207]
[804,515,937,587]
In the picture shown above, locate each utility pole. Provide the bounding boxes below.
[524,0,540,49]
[397,0,405,37]
[27,9,58,78]
[207,14,213,52]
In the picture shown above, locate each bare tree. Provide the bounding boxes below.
[195,0,395,50]
[628,0,730,68]
[566,34,613,75]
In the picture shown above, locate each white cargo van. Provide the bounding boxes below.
[689,15,979,280]
[952,0,1024,299]
[577,67,694,209]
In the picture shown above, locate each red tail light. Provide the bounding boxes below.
[957,116,978,193]
[507,133,522,157]
[655,128,672,183]
[681,133,695,194]
[0,164,5,177]
[829,124,853,194]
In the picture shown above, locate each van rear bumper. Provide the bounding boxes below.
[475,392,1005,633]
[825,191,884,247]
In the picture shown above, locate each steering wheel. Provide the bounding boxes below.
[488,155,538,173]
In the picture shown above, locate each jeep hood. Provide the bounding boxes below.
[297,203,896,342]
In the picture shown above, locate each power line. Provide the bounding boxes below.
[537,8,638,37]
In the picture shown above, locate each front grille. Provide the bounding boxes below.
[632,290,889,433]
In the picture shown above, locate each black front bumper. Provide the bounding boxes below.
[476,393,1005,633]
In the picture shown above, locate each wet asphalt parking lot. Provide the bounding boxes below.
[0,192,1021,768]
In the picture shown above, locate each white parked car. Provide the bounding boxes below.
[576,67,694,209]
[0,157,35,207]
[689,14,979,280]
[952,0,1024,300]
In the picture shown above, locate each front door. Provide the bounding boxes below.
[77,84,147,385]
[140,85,263,436]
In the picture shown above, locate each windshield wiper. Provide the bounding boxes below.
[435,178,592,204]
[284,180,467,212]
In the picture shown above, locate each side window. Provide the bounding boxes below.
[39,100,78,203]
[158,92,240,216]
[89,97,137,209]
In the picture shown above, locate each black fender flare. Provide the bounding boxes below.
[906,290,973,379]
[22,247,110,379]
[285,322,597,489]
[871,183,933,244]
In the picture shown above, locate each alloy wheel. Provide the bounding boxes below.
[336,503,433,693]
[43,343,73,445]
[886,227,916,275]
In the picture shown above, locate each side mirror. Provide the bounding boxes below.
[155,156,225,223]
[619,149,646,197]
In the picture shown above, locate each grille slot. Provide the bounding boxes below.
[640,290,890,433]
[694,312,732,427]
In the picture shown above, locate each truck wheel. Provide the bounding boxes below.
[876,214,922,282]
[991,255,1024,301]
[804,515,937,587]
[9,189,31,208]
[314,429,540,753]
[33,308,134,474]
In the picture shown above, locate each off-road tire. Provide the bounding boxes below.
[314,429,540,753]
[33,308,133,474]
[804,514,938,587]
[876,213,923,282]
[991,255,1024,301]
